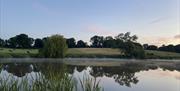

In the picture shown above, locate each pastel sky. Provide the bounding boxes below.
[0,0,179,46]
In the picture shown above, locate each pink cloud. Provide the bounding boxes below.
[174,34,180,39]
[86,25,117,36]
[139,36,180,46]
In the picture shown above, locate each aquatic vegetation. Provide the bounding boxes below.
[0,63,103,91]
[79,76,103,91]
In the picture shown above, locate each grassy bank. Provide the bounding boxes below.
[0,48,180,59]
[145,50,180,59]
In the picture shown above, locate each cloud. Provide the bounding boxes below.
[139,36,180,46]
[141,69,180,80]
[174,34,180,39]
[149,16,169,24]
[86,25,117,36]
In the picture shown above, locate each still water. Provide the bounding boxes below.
[0,59,180,91]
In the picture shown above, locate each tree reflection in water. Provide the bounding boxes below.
[89,63,144,87]
[0,61,180,88]
[3,63,33,77]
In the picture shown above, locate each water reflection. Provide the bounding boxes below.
[0,61,180,91]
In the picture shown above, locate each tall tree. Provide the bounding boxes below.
[143,44,148,49]
[7,34,34,48]
[114,32,144,58]
[103,36,116,48]
[16,34,34,48]
[66,38,76,48]
[0,38,5,47]
[8,37,18,48]
[34,38,43,48]
[76,40,87,48]
[90,35,104,48]
[175,44,180,53]
[40,35,68,58]
[115,32,138,42]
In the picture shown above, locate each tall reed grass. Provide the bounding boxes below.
[0,64,103,91]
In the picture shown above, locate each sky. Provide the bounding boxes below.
[0,0,180,46]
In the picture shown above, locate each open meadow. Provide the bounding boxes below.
[0,48,180,59]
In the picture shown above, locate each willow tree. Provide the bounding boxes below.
[40,34,68,58]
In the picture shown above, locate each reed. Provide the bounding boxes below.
[0,66,103,91]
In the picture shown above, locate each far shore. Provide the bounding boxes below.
[0,58,180,66]
[1,48,180,59]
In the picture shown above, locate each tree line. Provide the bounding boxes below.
[1,33,179,58]
[0,32,138,49]
[143,44,180,53]
[0,32,145,58]
[0,33,179,54]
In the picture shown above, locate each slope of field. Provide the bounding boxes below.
[0,48,180,59]
[0,48,38,58]
[66,48,123,58]
[145,50,180,59]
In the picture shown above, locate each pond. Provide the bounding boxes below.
[0,59,180,91]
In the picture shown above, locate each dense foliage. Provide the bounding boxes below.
[66,38,76,48]
[34,38,44,48]
[40,35,68,58]
[1,32,179,58]
[2,34,34,48]
[76,40,88,48]
[143,44,180,53]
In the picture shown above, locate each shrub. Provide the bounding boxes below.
[123,42,145,59]
[40,34,68,58]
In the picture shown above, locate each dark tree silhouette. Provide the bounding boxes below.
[76,40,87,48]
[143,44,148,49]
[175,44,180,53]
[90,35,104,48]
[115,32,138,42]
[7,34,34,48]
[34,38,43,48]
[0,38,5,47]
[66,38,76,48]
[158,44,175,52]
[146,45,158,50]
[103,36,116,48]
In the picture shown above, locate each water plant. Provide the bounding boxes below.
[0,64,103,91]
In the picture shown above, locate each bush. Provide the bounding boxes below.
[123,42,145,59]
[40,34,68,58]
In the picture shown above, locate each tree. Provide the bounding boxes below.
[76,40,87,48]
[158,44,175,52]
[0,38,5,47]
[114,32,144,58]
[40,34,68,58]
[90,35,104,48]
[16,34,34,48]
[123,42,145,58]
[34,38,43,48]
[8,37,18,48]
[66,38,76,48]
[7,34,34,48]
[175,44,180,53]
[115,32,138,42]
[103,36,116,48]
[143,44,148,49]
[146,45,158,50]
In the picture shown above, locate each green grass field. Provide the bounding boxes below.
[145,50,180,59]
[0,48,180,59]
